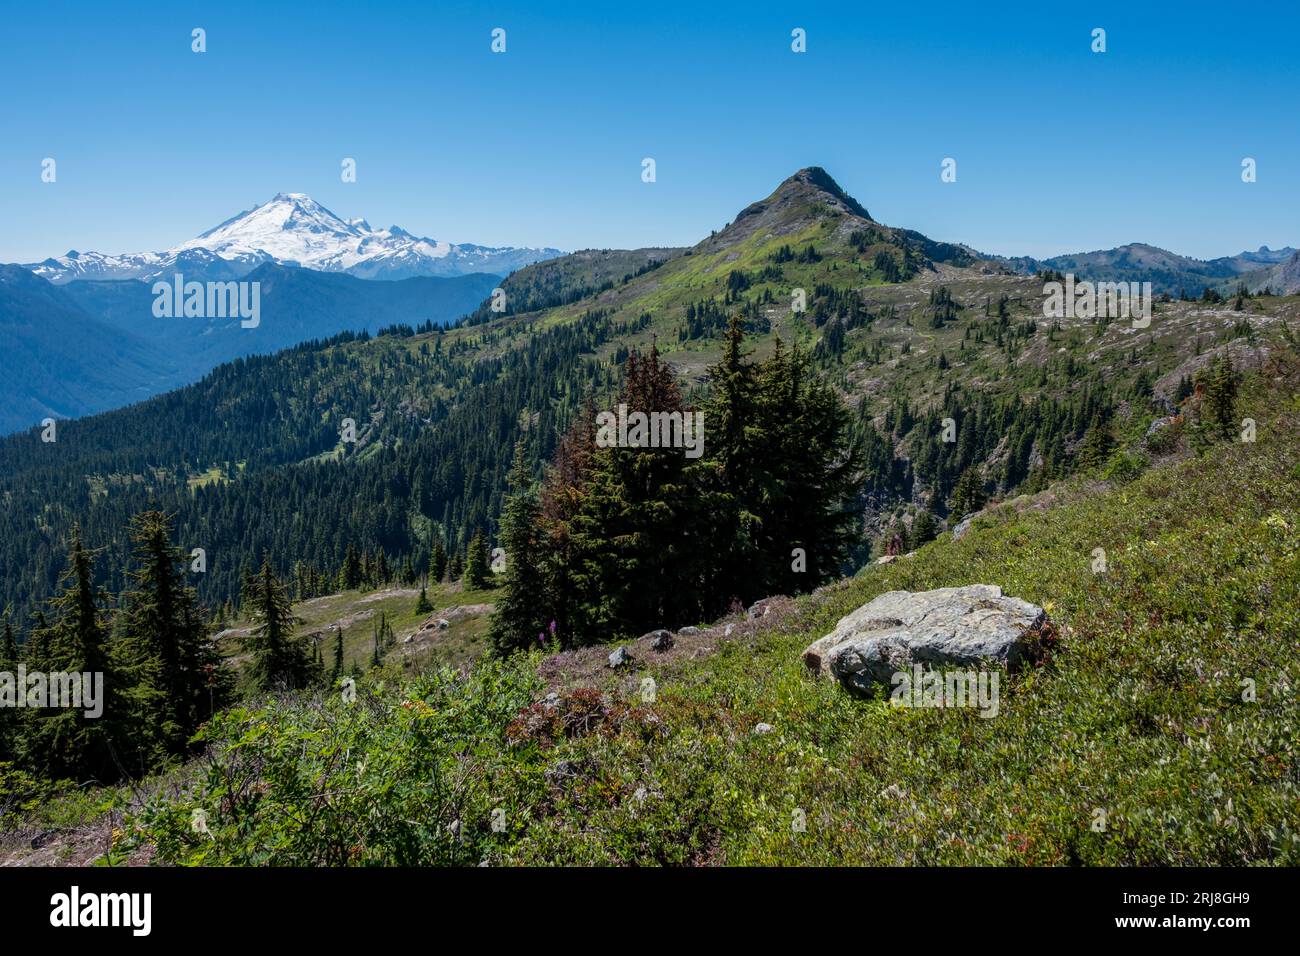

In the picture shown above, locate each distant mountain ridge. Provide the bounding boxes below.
[1234,249,1300,295]
[25,193,565,283]
[0,264,178,432]
[0,264,501,435]
[998,243,1298,294]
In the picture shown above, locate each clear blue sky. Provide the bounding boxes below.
[2,0,1296,263]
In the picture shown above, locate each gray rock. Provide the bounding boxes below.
[648,630,674,651]
[951,517,972,541]
[724,624,735,638]
[436,618,450,630]
[677,626,701,636]
[753,722,775,735]
[1146,416,1175,438]
[802,585,1049,694]
[608,646,633,668]
[875,554,897,564]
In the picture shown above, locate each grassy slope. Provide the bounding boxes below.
[215,578,499,676]
[48,358,1291,868]
[494,360,1300,865]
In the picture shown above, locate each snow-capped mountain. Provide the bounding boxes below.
[26,193,564,283]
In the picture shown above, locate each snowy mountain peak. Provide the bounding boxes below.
[25,195,564,284]
[180,194,367,265]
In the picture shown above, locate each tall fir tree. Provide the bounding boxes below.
[22,529,116,780]
[340,543,362,591]
[912,509,938,547]
[489,443,551,655]
[115,511,230,760]
[950,467,987,521]
[0,614,17,668]
[743,337,862,595]
[536,399,597,644]
[566,343,709,640]
[428,540,448,586]
[463,530,491,590]
[1203,354,1239,439]
[241,557,314,692]
[0,614,18,761]
[329,628,344,684]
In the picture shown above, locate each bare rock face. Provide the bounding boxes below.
[802,585,1050,694]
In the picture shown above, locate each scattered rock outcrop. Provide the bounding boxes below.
[802,585,1052,694]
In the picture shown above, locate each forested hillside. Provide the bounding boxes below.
[2,168,1296,653]
[6,348,1295,866]
[0,263,501,436]
[2,168,1299,874]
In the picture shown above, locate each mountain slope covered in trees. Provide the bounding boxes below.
[0,264,501,436]
[2,168,1297,648]
[7,350,1294,866]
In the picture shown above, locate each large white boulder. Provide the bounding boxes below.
[802,585,1050,693]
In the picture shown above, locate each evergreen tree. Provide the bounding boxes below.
[115,511,230,761]
[429,541,447,585]
[565,343,707,639]
[415,587,433,615]
[463,529,491,590]
[448,551,464,582]
[0,614,18,761]
[241,557,314,692]
[912,509,938,546]
[703,316,759,609]
[489,444,550,655]
[0,614,17,667]
[340,543,362,591]
[369,613,393,667]
[1077,417,1116,469]
[950,467,986,521]
[25,611,49,670]
[745,338,863,594]
[1203,354,1239,439]
[329,628,344,684]
[536,400,597,644]
[22,529,116,779]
